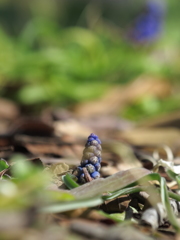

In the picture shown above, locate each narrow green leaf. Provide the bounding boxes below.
[167,169,180,188]
[40,196,103,213]
[125,172,160,187]
[168,191,180,202]
[102,186,146,201]
[62,173,80,189]
[135,172,180,232]
[98,210,125,222]
[0,159,9,172]
[160,177,180,232]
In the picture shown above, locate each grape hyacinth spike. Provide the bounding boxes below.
[72,133,102,184]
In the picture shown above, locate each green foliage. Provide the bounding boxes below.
[121,95,180,121]
[0,1,180,117]
[62,173,80,189]
[0,155,74,210]
[167,170,180,189]
[1,153,180,232]
[0,159,9,172]
[61,170,180,232]
[40,196,103,213]
[98,210,125,223]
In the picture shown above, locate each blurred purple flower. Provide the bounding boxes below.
[127,0,166,43]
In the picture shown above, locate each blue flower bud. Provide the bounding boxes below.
[96,144,102,151]
[89,156,98,165]
[80,159,89,167]
[94,150,101,157]
[87,137,94,142]
[91,171,100,179]
[98,157,101,163]
[85,164,95,174]
[85,142,91,147]
[83,145,97,153]
[79,173,86,184]
[72,133,102,184]
[72,166,83,177]
[94,162,101,172]
[83,152,95,159]
[90,140,99,146]
[89,133,98,138]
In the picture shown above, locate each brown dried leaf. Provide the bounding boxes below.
[100,195,131,213]
[70,219,154,240]
[103,141,142,168]
[74,76,171,118]
[140,111,180,129]
[54,119,92,138]
[8,118,54,137]
[120,128,180,147]
[49,163,69,176]
[25,143,77,158]
[0,98,20,120]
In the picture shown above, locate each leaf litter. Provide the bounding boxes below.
[1,92,180,239]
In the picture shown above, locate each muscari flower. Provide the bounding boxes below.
[127,0,166,43]
[72,133,102,183]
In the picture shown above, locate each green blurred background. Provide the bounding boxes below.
[0,0,180,121]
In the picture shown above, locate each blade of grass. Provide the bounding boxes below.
[40,196,103,213]
[167,169,180,188]
[160,177,180,232]
[0,159,9,171]
[112,172,180,231]
[168,191,180,201]
[45,170,180,229]
[102,186,144,201]
[134,173,180,232]
[62,173,80,189]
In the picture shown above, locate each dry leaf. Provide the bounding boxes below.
[120,128,180,147]
[49,163,69,176]
[74,76,171,118]
[0,98,20,120]
[140,111,180,129]
[54,119,92,138]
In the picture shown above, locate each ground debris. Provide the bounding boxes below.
[1,95,180,240]
[70,219,155,240]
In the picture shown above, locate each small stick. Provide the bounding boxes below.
[83,167,93,182]
[0,168,10,178]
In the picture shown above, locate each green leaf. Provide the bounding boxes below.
[41,169,180,229]
[10,154,42,179]
[48,190,75,201]
[1,174,11,180]
[98,210,125,222]
[160,177,180,232]
[102,186,145,201]
[0,159,9,172]
[130,172,180,232]
[167,169,180,188]
[40,196,103,213]
[11,158,32,178]
[62,173,79,189]
[168,191,180,202]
